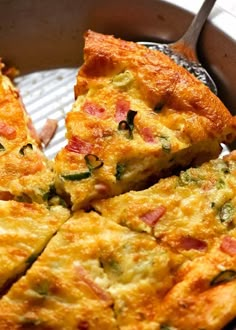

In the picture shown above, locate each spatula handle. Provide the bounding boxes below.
[180,0,217,49]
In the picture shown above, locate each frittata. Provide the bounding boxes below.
[54,30,236,209]
[0,63,55,203]
[1,152,236,329]
[0,30,236,330]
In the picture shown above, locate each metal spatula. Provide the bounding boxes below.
[139,0,217,94]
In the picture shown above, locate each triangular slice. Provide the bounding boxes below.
[0,63,55,203]
[0,200,69,294]
[0,210,172,329]
[54,30,236,209]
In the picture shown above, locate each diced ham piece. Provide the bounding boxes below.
[115,99,130,122]
[140,205,166,227]
[74,262,113,306]
[220,236,236,256]
[0,191,14,201]
[82,101,106,118]
[139,127,155,143]
[39,118,58,147]
[66,136,92,154]
[0,121,16,139]
[177,236,207,251]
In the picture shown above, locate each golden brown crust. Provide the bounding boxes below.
[80,30,235,142]
[55,30,236,209]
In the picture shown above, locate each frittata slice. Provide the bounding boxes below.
[0,211,174,330]
[0,200,69,294]
[54,30,236,209]
[0,63,55,203]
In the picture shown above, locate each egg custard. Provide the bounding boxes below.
[0,152,236,329]
[0,63,55,203]
[54,30,236,209]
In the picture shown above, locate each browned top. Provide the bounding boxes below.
[77,30,236,142]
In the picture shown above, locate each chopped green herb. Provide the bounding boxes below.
[127,110,137,130]
[112,70,133,87]
[160,136,171,153]
[85,154,103,171]
[115,163,126,180]
[107,260,122,275]
[118,120,132,138]
[0,143,5,151]
[62,171,91,181]
[154,102,164,113]
[211,202,215,208]
[216,179,225,189]
[118,110,137,139]
[19,143,33,155]
[42,185,56,201]
[61,154,103,182]
[219,202,234,223]
[179,171,198,186]
[33,280,49,296]
[210,269,236,286]
[100,258,122,276]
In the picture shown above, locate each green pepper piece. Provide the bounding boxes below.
[160,136,171,153]
[115,163,126,180]
[118,110,137,139]
[19,143,33,155]
[126,109,137,131]
[210,269,236,286]
[33,280,49,296]
[42,185,57,201]
[84,154,103,171]
[62,172,91,181]
[0,143,5,151]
